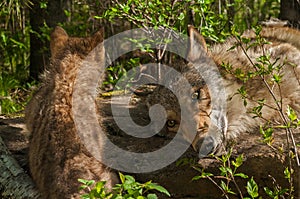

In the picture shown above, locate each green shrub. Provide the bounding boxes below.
[78,173,170,199]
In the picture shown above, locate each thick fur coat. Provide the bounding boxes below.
[26,27,118,199]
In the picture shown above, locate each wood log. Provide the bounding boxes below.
[0,135,41,198]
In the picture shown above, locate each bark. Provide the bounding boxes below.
[0,135,41,198]
[280,0,300,28]
[29,0,48,80]
[29,0,70,80]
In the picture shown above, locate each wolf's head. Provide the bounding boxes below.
[146,26,227,157]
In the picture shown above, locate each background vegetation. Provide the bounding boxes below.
[0,0,298,115]
[0,1,299,198]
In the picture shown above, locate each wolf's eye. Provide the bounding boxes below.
[166,120,176,128]
[191,90,200,101]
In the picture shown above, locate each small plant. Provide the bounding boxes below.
[78,172,170,199]
[189,25,299,199]
[0,74,34,115]
[233,26,299,198]
[191,149,292,199]
[203,26,298,198]
[192,149,251,198]
[103,58,141,91]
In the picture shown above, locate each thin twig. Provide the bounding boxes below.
[206,176,230,199]
[235,36,300,167]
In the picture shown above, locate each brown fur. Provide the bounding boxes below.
[146,26,300,155]
[209,26,300,139]
[26,27,118,199]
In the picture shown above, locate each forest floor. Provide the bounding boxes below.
[0,91,299,198]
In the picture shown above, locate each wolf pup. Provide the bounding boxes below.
[26,27,118,199]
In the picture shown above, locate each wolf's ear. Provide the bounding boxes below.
[89,27,105,63]
[50,26,69,58]
[91,27,104,49]
[187,25,208,62]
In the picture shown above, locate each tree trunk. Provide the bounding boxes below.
[0,135,41,198]
[29,0,48,81]
[46,0,70,28]
[29,0,69,80]
[280,0,300,28]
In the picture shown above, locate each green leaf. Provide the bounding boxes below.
[158,15,164,23]
[147,183,170,196]
[272,73,281,83]
[95,181,106,193]
[176,157,192,166]
[246,177,259,198]
[220,181,236,195]
[220,180,228,191]
[192,176,202,181]
[78,179,95,186]
[234,173,248,179]
[119,172,125,184]
[80,193,90,199]
[178,12,185,21]
[111,7,118,12]
[192,171,213,180]
[284,167,293,183]
[264,187,274,197]
[227,45,237,51]
[40,1,47,9]
[147,193,158,199]
[219,166,227,175]
[219,166,232,176]
[287,106,298,121]
[10,38,26,49]
[232,154,244,168]
[241,37,251,44]
[124,174,136,183]
[278,188,289,195]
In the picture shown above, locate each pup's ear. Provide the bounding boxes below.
[91,27,104,49]
[187,25,208,62]
[50,26,69,58]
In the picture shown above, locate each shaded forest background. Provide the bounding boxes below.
[0,0,299,115]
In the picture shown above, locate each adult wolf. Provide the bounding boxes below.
[147,26,300,157]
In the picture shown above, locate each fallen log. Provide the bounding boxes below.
[0,135,41,198]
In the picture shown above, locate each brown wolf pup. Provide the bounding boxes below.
[26,27,118,199]
[146,26,300,157]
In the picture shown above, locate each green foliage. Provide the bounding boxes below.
[0,0,31,78]
[218,25,298,199]
[102,0,187,30]
[191,24,298,198]
[103,58,141,89]
[0,0,282,114]
[260,126,274,145]
[192,150,294,199]
[232,0,280,31]
[0,25,30,82]
[192,150,256,198]
[263,172,290,199]
[245,177,259,199]
[60,0,94,36]
[0,0,32,115]
[99,0,280,88]
[0,74,34,115]
[101,0,280,42]
[78,173,170,199]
